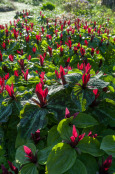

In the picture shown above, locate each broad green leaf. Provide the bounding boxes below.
[21,163,38,174]
[6,75,15,85]
[47,143,77,174]
[57,117,74,140]
[78,154,98,174]
[38,145,53,165]
[65,73,82,85]
[0,104,12,123]
[15,131,27,149]
[100,135,115,157]
[19,104,48,137]
[72,85,95,112]
[78,136,104,157]
[88,77,109,89]
[47,125,61,146]
[65,159,87,174]
[0,128,4,144]
[15,143,36,164]
[48,85,65,97]
[72,113,98,128]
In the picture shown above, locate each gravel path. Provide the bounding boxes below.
[0,2,37,25]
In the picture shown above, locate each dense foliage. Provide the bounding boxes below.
[0,6,115,174]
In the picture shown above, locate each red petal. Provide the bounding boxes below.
[72,125,78,138]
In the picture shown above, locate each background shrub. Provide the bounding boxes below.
[41,2,55,11]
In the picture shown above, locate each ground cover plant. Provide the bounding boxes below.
[0,0,16,12]
[0,5,115,174]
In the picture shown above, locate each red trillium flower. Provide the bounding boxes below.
[32,83,48,108]
[61,24,63,31]
[25,35,30,43]
[0,77,5,94]
[40,55,44,66]
[16,50,23,55]
[12,29,18,40]
[65,40,72,49]
[14,70,19,77]
[2,42,6,50]
[70,125,85,148]
[48,46,52,57]
[55,66,67,85]
[0,51,3,61]
[4,73,9,80]
[46,34,52,40]
[36,34,41,44]
[41,26,44,34]
[90,89,100,107]
[74,46,78,54]
[65,107,79,119]
[30,22,34,29]
[32,46,36,54]
[65,57,70,67]
[84,63,91,74]
[93,89,99,99]
[99,155,112,174]
[84,40,88,46]
[23,146,37,163]
[9,55,14,62]
[80,47,85,57]
[22,69,29,81]
[5,29,9,37]
[82,74,90,88]
[77,43,80,49]
[60,46,64,56]
[18,59,24,70]
[39,71,45,86]
[91,48,95,56]
[31,129,40,144]
[77,63,84,70]
[27,55,31,61]
[88,131,97,138]
[96,50,99,54]
[60,33,63,41]
[8,161,18,174]
[65,107,71,118]
[5,83,15,99]
[88,27,91,34]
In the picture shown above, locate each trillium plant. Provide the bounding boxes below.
[0,5,115,174]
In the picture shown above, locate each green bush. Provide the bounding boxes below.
[41,2,55,11]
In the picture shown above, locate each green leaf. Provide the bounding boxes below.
[72,85,95,112]
[38,146,53,165]
[48,85,65,97]
[47,143,77,174]
[0,104,12,123]
[65,73,82,85]
[100,135,115,157]
[57,117,74,140]
[88,77,109,89]
[19,104,48,137]
[15,131,27,149]
[15,143,36,164]
[47,125,61,146]
[21,163,38,174]
[77,136,104,157]
[72,113,98,128]
[6,75,15,85]
[65,159,87,174]
[78,154,98,174]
